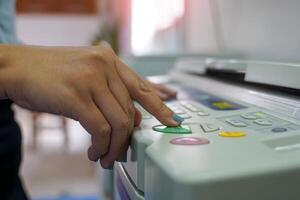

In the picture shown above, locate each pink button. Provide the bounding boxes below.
[170,137,210,145]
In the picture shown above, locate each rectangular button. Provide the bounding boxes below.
[201,123,220,132]
[172,109,186,114]
[198,111,209,116]
[241,113,258,120]
[186,106,201,112]
[254,119,272,126]
[180,101,202,111]
[226,119,247,127]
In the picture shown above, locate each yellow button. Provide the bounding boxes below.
[212,102,233,109]
[219,131,246,138]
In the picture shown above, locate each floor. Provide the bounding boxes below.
[14,14,110,200]
[16,107,103,198]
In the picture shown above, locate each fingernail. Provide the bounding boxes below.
[172,114,184,124]
[105,163,114,170]
[121,152,127,163]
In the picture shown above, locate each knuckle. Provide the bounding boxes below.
[133,80,152,100]
[99,124,111,138]
[85,46,116,66]
[99,44,115,56]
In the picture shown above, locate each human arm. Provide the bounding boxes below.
[0,44,183,168]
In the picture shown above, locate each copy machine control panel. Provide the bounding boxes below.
[118,73,300,200]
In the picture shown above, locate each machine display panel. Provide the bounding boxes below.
[177,86,247,111]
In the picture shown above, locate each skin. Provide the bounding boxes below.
[147,81,177,101]
[0,44,179,168]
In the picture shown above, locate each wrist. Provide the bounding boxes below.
[0,45,20,99]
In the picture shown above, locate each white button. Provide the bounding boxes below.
[185,105,202,112]
[254,119,272,126]
[226,119,247,127]
[201,123,220,132]
[241,114,258,120]
[178,113,192,119]
[197,111,209,116]
[173,109,186,114]
[180,101,202,112]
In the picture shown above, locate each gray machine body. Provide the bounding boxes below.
[113,63,300,200]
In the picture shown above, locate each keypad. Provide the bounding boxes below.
[157,101,299,136]
[220,112,300,134]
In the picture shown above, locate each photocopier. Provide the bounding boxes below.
[113,58,300,200]
[109,0,300,199]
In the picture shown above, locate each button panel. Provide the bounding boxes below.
[219,112,300,134]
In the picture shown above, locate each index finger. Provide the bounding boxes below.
[115,59,183,126]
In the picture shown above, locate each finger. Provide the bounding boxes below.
[76,102,111,161]
[156,91,169,101]
[115,60,183,126]
[91,85,130,168]
[134,107,142,127]
[108,60,136,121]
[154,84,177,99]
[116,107,141,163]
[106,62,136,162]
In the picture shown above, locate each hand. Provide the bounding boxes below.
[146,81,177,101]
[0,44,183,168]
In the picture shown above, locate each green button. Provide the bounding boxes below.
[152,125,192,134]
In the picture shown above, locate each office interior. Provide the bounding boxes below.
[10,0,300,200]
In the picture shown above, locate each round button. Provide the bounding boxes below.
[219,131,246,138]
[272,127,288,133]
[170,137,210,145]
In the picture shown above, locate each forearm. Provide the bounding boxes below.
[0,45,19,99]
